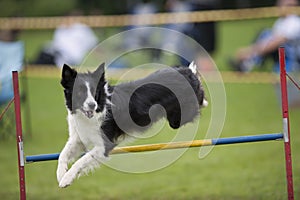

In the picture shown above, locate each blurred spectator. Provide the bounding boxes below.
[182,0,219,70]
[231,0,300,107]
[159,0,219,70]
[124,0,158,50]
[161,0,193,53]
[231,0,300,73]
[0,29,24,104]
[112,0,159,68]
[188,0,218,55]
[124,0,159,60]
[33,17,98,68]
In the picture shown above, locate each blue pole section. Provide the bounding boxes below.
[26,153,60,163]
[212,133,283,145]
[26,133,283,163]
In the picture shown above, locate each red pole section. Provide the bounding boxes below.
[12,71,26,200]
[279,47,294,200]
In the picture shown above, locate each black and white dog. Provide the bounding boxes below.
[57,62,208,187]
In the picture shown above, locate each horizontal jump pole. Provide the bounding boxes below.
[26,133,283,163]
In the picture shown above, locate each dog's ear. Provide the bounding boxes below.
[61,64,77,87]
[93,62,105,82]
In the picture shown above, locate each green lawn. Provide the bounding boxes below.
[1,18,299,199]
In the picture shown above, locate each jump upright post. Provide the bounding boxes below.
[279,47,294,200]
[12,71,26,200]
[12,47,295,199]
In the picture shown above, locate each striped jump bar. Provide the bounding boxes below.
[26,133,283,163]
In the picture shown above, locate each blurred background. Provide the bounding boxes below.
[0,0,277,17]
[0,0,288,70]
[0,0,299,199]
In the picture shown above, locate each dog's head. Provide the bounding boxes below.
[61,63,107,118]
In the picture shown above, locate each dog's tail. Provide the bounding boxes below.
[188,61,208,107]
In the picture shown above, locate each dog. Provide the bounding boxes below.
[57,62,208,188]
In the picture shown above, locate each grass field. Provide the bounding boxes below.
[1,19,300,199]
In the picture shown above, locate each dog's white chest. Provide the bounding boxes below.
[68,112,104,150]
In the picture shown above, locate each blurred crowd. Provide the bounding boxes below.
[30,0,219,69]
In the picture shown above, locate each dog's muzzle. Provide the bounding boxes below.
[81,109,94,118]
[81,102,97,118]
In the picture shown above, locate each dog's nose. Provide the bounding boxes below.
[88,102,96,110]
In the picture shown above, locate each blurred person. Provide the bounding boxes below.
[166,0,218,70]
[0,29,24,104]
[115,0,159,68]
[231,0,300,107]
[231,0,300,73]
[160,0,218,71]
[184,0,219,70]
[33,16,98,68]
[188,0,218,56]
[124,0,158,50]
[162,0,193,50]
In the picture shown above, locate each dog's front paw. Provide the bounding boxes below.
[56,163,68,183]
[59,170,77,188]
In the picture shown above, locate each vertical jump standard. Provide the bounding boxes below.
[12,47,294,200]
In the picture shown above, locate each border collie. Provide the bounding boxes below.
[57,62,208,188]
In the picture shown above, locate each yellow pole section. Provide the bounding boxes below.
[111,139,212,154]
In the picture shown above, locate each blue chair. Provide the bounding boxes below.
[0,40,24,104]
[0,40,24,139]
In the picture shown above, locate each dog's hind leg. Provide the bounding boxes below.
[58,145,107,188]
[56,135,85,184]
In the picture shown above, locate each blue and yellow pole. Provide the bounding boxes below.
[26,133,283,163]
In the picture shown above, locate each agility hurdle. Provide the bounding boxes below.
[25,133,284,163]
[12,47,295,200]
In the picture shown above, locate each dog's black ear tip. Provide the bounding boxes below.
[62,64,72,72]
[62,64,69,73]
[62,64,77,79]
[93,62,106,78]
[98,62,105,72]
[62,63,68,68]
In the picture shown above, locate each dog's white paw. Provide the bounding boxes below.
[59,170,77,188]
[56,163,68,183]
